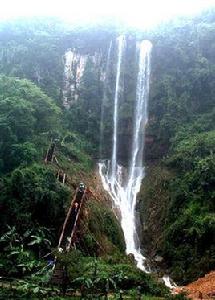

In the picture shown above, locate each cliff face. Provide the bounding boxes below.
[1,15,214,287]
[63,36,138,163]
[62,49,105,108]
[63,49,87,107]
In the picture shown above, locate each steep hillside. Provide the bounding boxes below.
[140,11,215,284]
[0,75,168,298]
[0,10,215,297]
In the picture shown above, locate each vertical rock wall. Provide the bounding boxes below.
[63,48,105,108]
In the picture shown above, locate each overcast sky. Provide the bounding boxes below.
[1,0,215,28]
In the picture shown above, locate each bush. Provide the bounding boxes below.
[86,200,126,253]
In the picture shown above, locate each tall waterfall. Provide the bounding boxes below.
[99,40,113,159]
[99,39,152,271]
[111,35,125,181]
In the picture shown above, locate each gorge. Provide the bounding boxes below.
[0,11,215,298]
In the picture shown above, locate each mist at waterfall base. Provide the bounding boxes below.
[98,38,176,289]
[99,38,152,272]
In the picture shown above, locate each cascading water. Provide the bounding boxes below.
[124,40,152,270]
[99,39,152,272]
[99,40,113,159]
[111,35,125,181]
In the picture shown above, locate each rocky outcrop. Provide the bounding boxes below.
[63,48,104,108]
[63,49,87,108]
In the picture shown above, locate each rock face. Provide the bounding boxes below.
[63,48,104,108]
[63,49,87,108]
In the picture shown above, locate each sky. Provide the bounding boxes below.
[1,0,215,28]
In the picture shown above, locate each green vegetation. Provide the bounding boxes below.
[1,9,215,297]
[163,130,215,283]
[140,11,215,284]
[56,249,168,298]
[0,75,96,294]
[84,200,126,253]
[65,58,103,152]
[0,17,66,100]
[0,76,69,281]
[0,75,61,173]
[0,52,149,298]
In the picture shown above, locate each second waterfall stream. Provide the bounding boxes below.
[99,37,152,272]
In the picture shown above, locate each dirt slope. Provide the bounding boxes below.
[185,271,215,299]
[174,271,215,299]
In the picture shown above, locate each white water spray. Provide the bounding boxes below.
[111,35,126,181]
[162,275,177,289]
[99,40,113,158]
[99,39,152,272]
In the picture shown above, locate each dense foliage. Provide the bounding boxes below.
[56,249,168,298]
[0,75,61,173]
[0,76,71,279]
[65,58,103,151]
[82,200,126,254]
[1,9,215,296]
[0,34,146,298]
[0,18,67,100]
[140,11,215,284]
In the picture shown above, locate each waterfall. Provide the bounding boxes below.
[99,39,152,272]
[111,35,125,181]
[99,40,113,159]
[124,40,152,269]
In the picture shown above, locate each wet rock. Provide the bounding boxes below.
[154,255,164,263]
